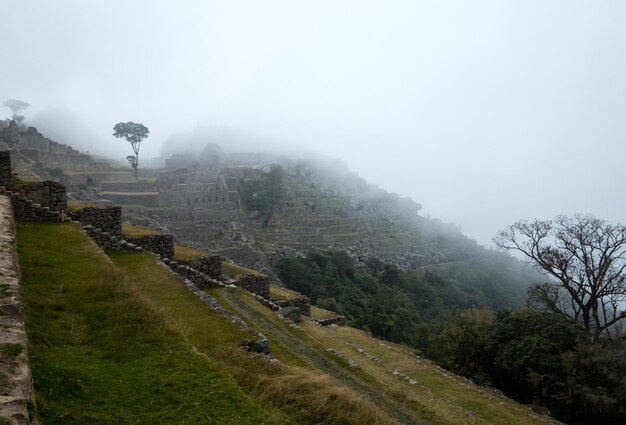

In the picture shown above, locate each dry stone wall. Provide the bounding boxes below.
[70,207,122,237]
[0,151,12,187]
[176,255,222,279]
[231,273,270,299]
[10,182,67,212]
[0,195,37,424]
[127,235,174,259]
[275,296,311,317]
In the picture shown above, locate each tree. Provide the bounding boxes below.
[113,121,149,181]
[494,215,626,343]
[4,98,29,125]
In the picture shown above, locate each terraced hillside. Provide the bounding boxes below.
[16,221,559,424]
[247,174,449,268]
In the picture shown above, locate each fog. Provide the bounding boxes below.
[1,0,625,245]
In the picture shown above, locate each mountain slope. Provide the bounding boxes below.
[17,221,559,424]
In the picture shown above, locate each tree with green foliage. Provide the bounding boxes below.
[437,309,494,381]
[495,214,626,343]
[3,98,29,125]
[113,121,149,181]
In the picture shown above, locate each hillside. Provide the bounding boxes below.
[13,221,558,424]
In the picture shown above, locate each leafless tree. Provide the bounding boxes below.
[494,214,626,343]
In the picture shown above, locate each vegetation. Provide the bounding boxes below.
[122,223,162,237]
[275,251,529,355]
[222,261,261,278]
[239,165,284,226]
[495,214,626,343]
[113,121,149,181]
[67,200,112,211]
[174,243,211,260]
[3,98,29,125]
[437,309,626,424]
[17,223,271,424]
[16,222,402,424]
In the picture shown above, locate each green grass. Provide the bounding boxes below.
[17,222,272,425]
[0,343,22,359]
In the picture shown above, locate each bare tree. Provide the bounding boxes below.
[494,214,626,343]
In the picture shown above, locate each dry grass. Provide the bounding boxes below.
[212,283,557,425]
[111,252,398,424]
[122,223,162,237]
[67,199,113,211]
[222,261,262,277]
[174,243,211,260]
[270,285,307,300]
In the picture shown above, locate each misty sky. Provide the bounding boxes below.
[1,1,625,245]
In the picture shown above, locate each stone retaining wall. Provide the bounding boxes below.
[8,191,64,222]
[127,234,174,259]
[177,255,222,279]
[275,296,311,317]
[0,195,37,424]
[70,207,122,237]
[161,258,222,289]
[232,273,270,299]
[0,150,12,187]
[11,181,67,212]
[316,316,347,327]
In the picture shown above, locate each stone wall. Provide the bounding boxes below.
[8,191,64,222]
[161,258,222,289]
[232,273,270,299]
[11,181,67,211]
[99,191,159,206]
[316,316,347,327]
[275,296,311,317]
[0,195,37,424]
[0,150,12,187]
[19,150,108,172]
[70,207,122,237]
[100,181,157,192]
[127,234,174,259]
[177,255,222,279]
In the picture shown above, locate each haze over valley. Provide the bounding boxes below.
[3,0,626,244]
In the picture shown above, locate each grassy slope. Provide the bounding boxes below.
[17,223,271,425]
[18,222,394,425]
[212,286,561,425]
[17,222,559,425]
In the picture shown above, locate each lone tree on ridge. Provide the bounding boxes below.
[494,214,626,343]
[113,121,149,181]
[3,98,30,125]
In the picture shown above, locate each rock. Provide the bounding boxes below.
[242,338,272,356]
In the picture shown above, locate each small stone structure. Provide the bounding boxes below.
[277,306,302,322]
[0,195,37,424]
[231,273,270,299]
[70,207,122,237]
[176,255,222,279]
[9,181,67,212]
[316,316,347,327]
[275,296,311,317]
[161,259,221,289]
[127,234,174,259]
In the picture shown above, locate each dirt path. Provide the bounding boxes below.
[218,289,434,425]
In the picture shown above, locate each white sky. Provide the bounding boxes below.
[1,0,625,245]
